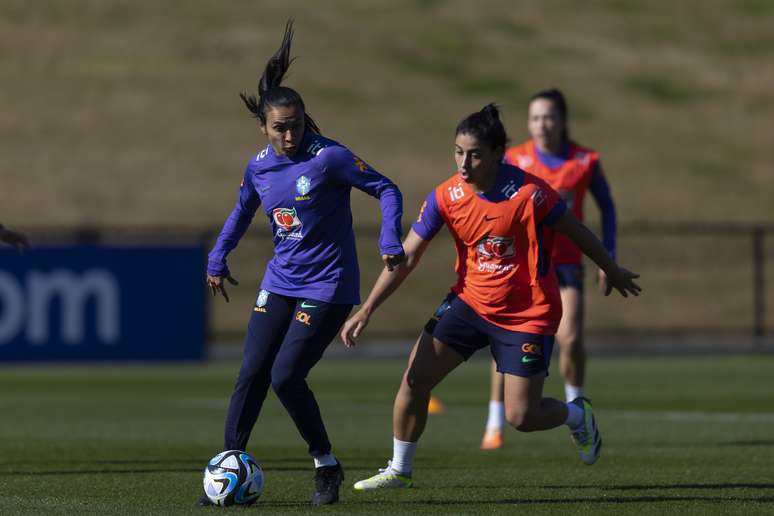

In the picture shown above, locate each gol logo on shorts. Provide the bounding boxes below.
[296,311,312,326]
[522,342,542,355]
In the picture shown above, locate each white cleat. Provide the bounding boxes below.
[353,461,413,490]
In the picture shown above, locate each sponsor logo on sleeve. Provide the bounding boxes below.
[501,180,519,199]
[353,156,368,172]
[295,175,311,201]
[531,188,546,207]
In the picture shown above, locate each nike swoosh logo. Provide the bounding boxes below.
[521,356,541,363]
[301,301,317,309]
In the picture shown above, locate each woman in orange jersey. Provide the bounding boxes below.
[480,89,617,450]
[341,104,640,490]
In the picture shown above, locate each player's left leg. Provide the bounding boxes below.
[269,299,352,505]
[497,333,567,432]
[503,370,567,432]
[496,333,601,465]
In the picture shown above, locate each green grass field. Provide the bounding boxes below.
[2,354,773,514]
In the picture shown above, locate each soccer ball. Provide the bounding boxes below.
[202,450,263,506]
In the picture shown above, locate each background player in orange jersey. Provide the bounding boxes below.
[480,89,618,450]
[342,104,640,490]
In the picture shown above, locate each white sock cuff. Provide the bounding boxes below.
[565,384,584,402]
[486,400,505,431]
[391,437,417,475]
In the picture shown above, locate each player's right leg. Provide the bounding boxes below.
[355,298,486,491]
[223,291,295,450]
[199,290,294,506]
[424,293,455,416]
[354,333,467,490]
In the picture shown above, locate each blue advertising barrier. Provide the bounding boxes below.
[0,246,206,361]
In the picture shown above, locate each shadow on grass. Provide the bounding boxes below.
[442,495,774,505]
[542,482,774,491]
[718,440,774,447]
[252,495,774,508]
[0,464,462,476]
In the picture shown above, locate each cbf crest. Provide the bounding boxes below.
[254,289,269,313]
[295,175,311,201]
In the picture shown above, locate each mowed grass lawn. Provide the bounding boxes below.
[1,354,773,515]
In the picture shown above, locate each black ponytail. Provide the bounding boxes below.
[455,103,508,151]
[239,19,320,134]
[529,88,568,144]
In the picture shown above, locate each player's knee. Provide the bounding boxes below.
[506,406,539,432]
[403,367,432,396]
[270,371,299,398]
[560,331,583,353]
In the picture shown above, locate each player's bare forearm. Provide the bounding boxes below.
[553,212,617,275]
[360,229,430,316]
[553,211,641,297]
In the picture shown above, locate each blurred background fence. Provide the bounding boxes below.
[24,221,774,342]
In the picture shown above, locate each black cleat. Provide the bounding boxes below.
[196,494,214,507]
[311,461,344,505]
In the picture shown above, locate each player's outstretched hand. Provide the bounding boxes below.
[605,267,641,298]
[0,225,31,253]
[382,251,406,272]
[340,309,370,348]
[206,274,239,303]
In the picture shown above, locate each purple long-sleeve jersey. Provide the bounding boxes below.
[207,133,404,305]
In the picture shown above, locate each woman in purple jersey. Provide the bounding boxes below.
[200,21,405,507]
